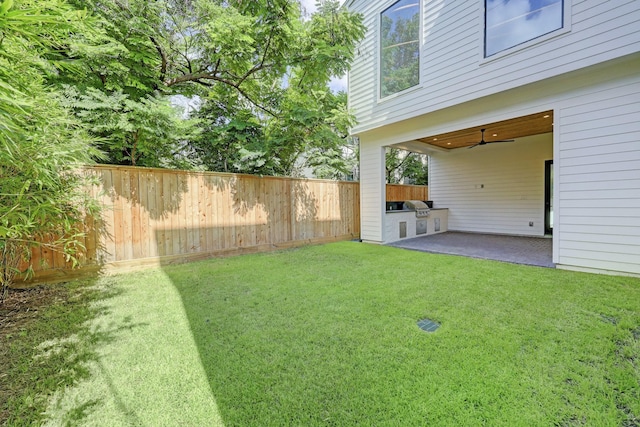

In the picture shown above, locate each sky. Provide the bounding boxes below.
[486,0,563,56]
[300,0,349,92]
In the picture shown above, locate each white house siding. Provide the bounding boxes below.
[356,54,640,275]
[348,0,640,134]
[359,143,385,242]
[429,134,552,236]
[555,75,640,275]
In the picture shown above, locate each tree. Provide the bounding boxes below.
[386,148,428,185]
[58,0,365,174]
[0,0,102,299]
[61,87,198,168]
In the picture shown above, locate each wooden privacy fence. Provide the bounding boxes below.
[24,166,361,283]
[386,184,429,202]
[19,166,427,284]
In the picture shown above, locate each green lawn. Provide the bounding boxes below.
[3,242,640,426]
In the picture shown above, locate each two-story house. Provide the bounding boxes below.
[347,0,640,276]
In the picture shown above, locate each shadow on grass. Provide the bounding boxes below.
[0,280,147,426]
[157,244,460,425]
[159,243,640,426]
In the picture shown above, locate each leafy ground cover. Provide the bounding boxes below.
[2,242,639,426]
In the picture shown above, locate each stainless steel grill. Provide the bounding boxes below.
[403,200,431,218]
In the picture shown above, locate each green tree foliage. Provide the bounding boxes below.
[192,86,358,177]
[0,0,102,298]
[190,91,266,174]
[57,0,187,167]
[59,0,365,175]
[386,148,428,185]
[61,87,197,168]
[189,1,365,177]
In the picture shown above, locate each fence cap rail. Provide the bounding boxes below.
[88,164,360,185]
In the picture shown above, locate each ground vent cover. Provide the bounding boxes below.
[417,318,440,332]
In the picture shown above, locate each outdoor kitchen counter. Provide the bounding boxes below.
[384,208,448,243]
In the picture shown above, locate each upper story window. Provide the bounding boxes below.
[380,0,420,98]
[485,0,564,57]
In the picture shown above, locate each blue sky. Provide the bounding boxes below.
[486,0,563,55]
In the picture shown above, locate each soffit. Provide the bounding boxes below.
[415,110,554,150]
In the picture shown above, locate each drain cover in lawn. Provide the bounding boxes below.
[417,318,439,332]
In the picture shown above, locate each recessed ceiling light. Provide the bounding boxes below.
[492,134,498,137]
[433,138,438,141]
[447,142,451,145]
[543,114,550,118]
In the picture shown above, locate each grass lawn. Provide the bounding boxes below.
[2,242,640,426]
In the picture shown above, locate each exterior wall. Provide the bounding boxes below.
[555,73,640,275]
[359,143,385,242]
[356,54,640,275]
[429,134,552,236]
[348,0,640,134]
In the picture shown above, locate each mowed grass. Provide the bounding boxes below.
[4,242,640,426]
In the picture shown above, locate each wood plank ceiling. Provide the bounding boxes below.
[415,110,554,150]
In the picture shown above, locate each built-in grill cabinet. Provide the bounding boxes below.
[402,200,431,218]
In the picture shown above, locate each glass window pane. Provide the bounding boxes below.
[380,0,420,98]
[485,0,563,57]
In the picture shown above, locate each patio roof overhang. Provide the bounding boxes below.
[391,110,554,153]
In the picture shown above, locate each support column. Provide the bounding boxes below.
[359,139,386,243]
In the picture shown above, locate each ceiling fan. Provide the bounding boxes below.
[467,128,514,149]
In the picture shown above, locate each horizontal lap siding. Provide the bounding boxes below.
[359,142,385,242]
[348,0,640,134]
[557,78,640,274]
[429,134,552,236]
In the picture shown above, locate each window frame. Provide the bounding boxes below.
[377,0,423,102]
[481,0,572,62]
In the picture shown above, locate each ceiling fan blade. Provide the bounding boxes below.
[487,139,515,143]
[466,129,515,148]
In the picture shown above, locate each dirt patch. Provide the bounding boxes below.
[0,286,70,333]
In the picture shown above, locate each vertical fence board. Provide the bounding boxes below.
[122,170,135,261]
[212,176,222,251]
[130,170,143,259]
[145,171,157,258]
[185,174,195,253]
[111,169,124,261]
[257,179,267,245]
[138,171,150,258]
[99,168,115,263]
[197,173,207,252]
[155,171,164,257]
[28,239,43,274]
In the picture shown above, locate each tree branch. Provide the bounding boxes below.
[149,35,167,83]
[164,73,279,118]
[237,26,274,86]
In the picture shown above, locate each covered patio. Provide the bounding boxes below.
[375,109,556,266]
[387,231,554,268]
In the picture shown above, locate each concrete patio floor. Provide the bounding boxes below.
[387,231,554,268]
